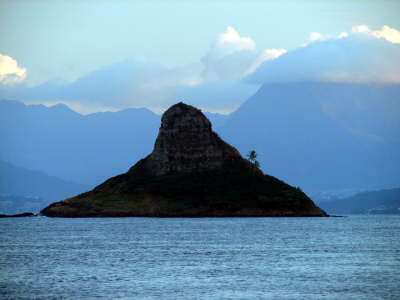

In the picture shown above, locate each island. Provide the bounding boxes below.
[41,102,328,217]
[0,212,35,218]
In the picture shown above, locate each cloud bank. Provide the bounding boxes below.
[1,26,270,113]
[352,25,400,44]
[0,54,27,85]
[1,25,399,114]
[201,26,286,81]
[248,25,400,85]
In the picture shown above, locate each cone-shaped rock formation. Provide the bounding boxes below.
[144,102,242,176]
[41,102,327,217]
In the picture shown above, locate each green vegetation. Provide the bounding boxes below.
[42,159,327,217]
[41,103,327,218]
[246,150,260,169]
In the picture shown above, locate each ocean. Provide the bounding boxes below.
[0,216,399,299]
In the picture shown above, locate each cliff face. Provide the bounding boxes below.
[41,102,328,217]
[144,103,242,176]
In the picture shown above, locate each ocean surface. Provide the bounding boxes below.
[0,216,399,300]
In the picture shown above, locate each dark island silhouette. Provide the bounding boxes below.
[0,212,35,218]
[41,102,327,217]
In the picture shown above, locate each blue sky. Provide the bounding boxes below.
[1,0,400,113]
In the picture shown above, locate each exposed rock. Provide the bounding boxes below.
[145,103,241,176]
[41,102,328,217]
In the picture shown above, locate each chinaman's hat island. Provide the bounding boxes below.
[41,102,328,217]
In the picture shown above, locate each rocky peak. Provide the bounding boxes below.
[145,102,242,175]
[41,101,328,218]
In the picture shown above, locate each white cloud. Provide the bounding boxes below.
[167,80,259,114]
[370,25,400,44]
[247,25,400,85]
[4,25,399,114]
[201,26,257,81]
[352,25,370,33]
[352,25,400,44]
[245,48,287,75]
[301,32,331,47]
[0,26,282,114]
[303,25,400,46]
[209,26,256,60]
[201,26,284,81]
[0,54,27,85]
[309,32,323,42]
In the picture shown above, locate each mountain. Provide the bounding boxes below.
[219,82,400,193]
[0,100,160,185]
[0,160,90,213]
[41,103,327,217]
[3,80,399,195]
[0,100,230,186]
[204,112,229,130]
[319,188,400,214]
[0,195,45,215]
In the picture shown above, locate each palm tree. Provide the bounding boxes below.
[247,150,260,169]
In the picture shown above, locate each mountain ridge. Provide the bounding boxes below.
[0,160,90,213]
[41,102,327,218]
[2,80,399,194]
[319,187,400,214]
[0,99,161,185]
[220,81,400,193]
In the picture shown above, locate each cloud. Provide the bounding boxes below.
[337,32,349,39]
[0,54,27,85]
[245,48,287,75]
[201,26,256,81]
[352,25,370,33]
[304,32,324,45]
[201,26,285,81]
[207,26,256,60]
[304,25,400,45]
[247,25,400,84]
[60,59,166,107]
[4,25,398,114]
[0,27,283,113]
[352,25,400,44]
[166,80,259,114]
[0,59,171,111]
[20,26,262,114]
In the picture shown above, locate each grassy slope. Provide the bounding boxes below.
[41,159,327,217]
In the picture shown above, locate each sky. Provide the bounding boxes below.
[1,0,400,113]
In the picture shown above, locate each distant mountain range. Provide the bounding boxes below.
[221,82,400,193]
[0,160,89,213]
[1,81,399,199]
[319,187,400,215]
[0,100,228,187]
[0,100,160,185]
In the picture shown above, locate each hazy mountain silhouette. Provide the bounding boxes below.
[204,112,229,129]
[219,82,400,193]
[0,100,160,185]
[319,187,400,214]
[2,80,399,195]
[0,160,90,213]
